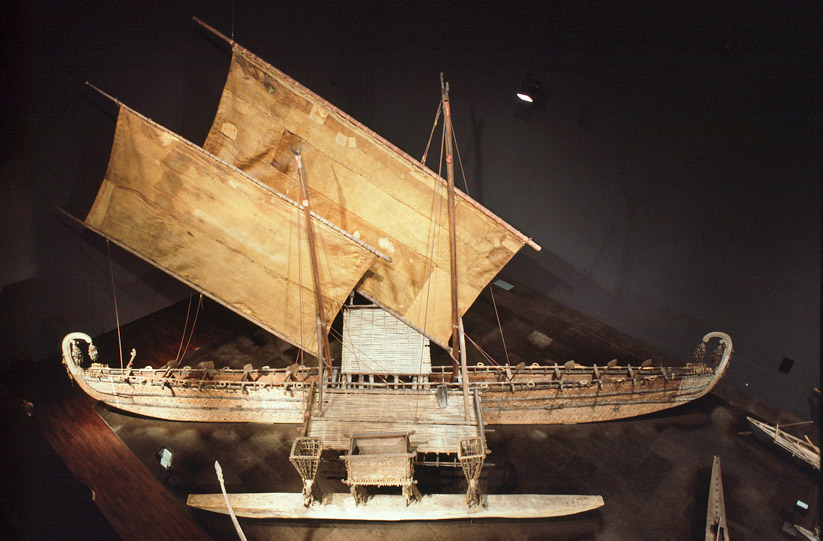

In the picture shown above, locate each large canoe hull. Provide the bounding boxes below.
[63,332,731,426]
[481,369,720,425]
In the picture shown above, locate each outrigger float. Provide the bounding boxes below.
[61,17,732,520]
[186,492,606,521]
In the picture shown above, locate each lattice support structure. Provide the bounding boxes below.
[289,437,323,507]
[341,433,421,506]
[458,437,487,507]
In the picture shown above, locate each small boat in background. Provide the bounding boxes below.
[705,455,729,541]
[794,524,820,541]
[746,417,820,471]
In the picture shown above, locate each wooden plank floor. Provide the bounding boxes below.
[1,300,237,540]
[307,388,479,452]
[10,352,211,540]
[0,380,118,539]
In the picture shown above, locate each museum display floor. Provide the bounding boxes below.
[2,281,819,539]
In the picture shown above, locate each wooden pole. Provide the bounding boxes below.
[314,316,325,415]
[441,75,471,419]
[214,461,248,541]
[441,74,460,379]
[459,318,471,420]
[192,16,234,45]
[293,143,332,415]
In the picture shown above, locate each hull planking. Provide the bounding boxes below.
[63,331,731,427]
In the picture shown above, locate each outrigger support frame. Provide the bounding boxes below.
[289,437,324,507]
[458,437,486,507]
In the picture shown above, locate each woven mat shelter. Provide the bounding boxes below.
[341,306,431,376]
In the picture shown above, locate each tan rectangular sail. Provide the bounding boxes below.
[203,47,539,349]
[86,106,381,357]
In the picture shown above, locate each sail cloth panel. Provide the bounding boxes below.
[86,106,379,357]
[204,47,532,349]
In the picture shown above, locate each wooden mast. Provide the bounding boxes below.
[293,142,332,414]
[441,74,471,419]
[441,74,459,375]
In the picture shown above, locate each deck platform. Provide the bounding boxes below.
[307,387,481,453]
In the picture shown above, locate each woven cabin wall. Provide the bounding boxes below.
[341,307,431,375]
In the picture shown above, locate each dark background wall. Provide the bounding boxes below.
[1,1,819,419]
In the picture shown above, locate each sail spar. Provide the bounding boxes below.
[85,106,383,357]
[204,46,540,349]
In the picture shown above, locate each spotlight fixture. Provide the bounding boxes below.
[517,75,539,103]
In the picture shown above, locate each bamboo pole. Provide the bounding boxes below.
[441,74,471,420]
[441,74,460,379]
[459,318,470,420]
[293,143,332,415]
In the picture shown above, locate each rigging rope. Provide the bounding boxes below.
[421,101,442,166]
[451,121,471,194]
[106,240,124,369]
[180,294,204,359]
[174,292,194,362]
[296,174,305,368]
[450,117,511,366]
[414,106,447,417]
[464,333,501,367]
[304,153,340,376]
[230,1,236,42]
[285,151,306,368]
[488,286,511,365]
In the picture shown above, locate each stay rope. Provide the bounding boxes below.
[421,101,443,166]
[106,240,124,369]
[174,292,194,362]
[488,285,511,365]
[450,117,511,366]
[464,333,501,367]
[295,166,305,369]
[180,294,204,359]
[413,105,447,417]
